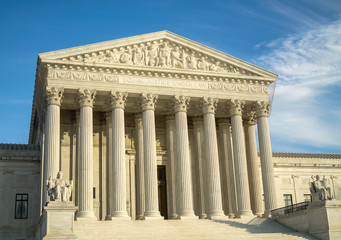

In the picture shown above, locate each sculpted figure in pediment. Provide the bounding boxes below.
[120,47,133,64]
[146,42,159,66]
[171,46,183,68]
[198,56,209,71]
[186,52,198,70]
[133,46,145,66]
[159,42,172,67]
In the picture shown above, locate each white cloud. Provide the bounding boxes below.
[257,18,341,152]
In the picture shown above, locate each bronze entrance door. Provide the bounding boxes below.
[157,166,168,219]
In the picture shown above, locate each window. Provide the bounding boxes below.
[304,194,312,202]
[283,194,293,207]
[15,194,28,219]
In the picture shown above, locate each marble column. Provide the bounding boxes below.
[217,119,234,218]
[243,110,263,216]
[43,87,64,205]
[192,117,207,219]
[201,97,224,218]
[226,123,238,217]
[139,93,162,219]
[135,114,145,220]
[229,99,253,217]
[105,112,112,220]
[77,89,96,219]
[256,101,277,217]
[110,91,130,219]
[173,95,196,219]
[165,115,178,219]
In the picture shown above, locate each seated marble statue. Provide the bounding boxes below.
[310,175,334,201]
[46,171,73,202]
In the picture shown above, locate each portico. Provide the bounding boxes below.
[32,31,278,220]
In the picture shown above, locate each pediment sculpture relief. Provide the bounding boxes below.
[310,175,335,202]
[46,171,73,202]
[62,40,258,76]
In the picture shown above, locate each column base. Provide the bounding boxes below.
[136,214,145,220]
[105,215,112,220]
[178,215,198,220]
[236,209,254,218]
[262,210,271,218]
[77,211,97,220]
[168,214,179,220]
[208,210,225,220]
[227,213,235,218]
[199,213,207,219]
[111,211,131,220]
[144,211,163,220]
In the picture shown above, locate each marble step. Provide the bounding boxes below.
[73,217,317,240]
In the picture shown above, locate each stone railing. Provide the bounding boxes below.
[271,201,311,219]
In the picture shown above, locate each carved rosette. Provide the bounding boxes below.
[255,101,270,118]
[46,87,64,106]
[173,95,190,113]
[243,106,256,125]
[138,93,158,111]
[201,97,218,115]
[228,99,245,117]
[109,91,128,109]
[78,89,96,108]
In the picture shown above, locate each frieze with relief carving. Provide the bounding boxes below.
[46,68,268,94]
[60,39,259,76]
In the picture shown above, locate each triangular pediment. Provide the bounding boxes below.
[39,31,277,79]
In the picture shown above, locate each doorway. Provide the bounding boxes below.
[157,165,168,219]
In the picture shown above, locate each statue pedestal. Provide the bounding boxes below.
[42,201,78,240]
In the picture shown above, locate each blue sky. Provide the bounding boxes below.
[0,0,340,153]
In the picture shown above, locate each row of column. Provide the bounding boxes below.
[43,86,277,220]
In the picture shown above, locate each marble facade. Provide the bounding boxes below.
[0,31,340,239]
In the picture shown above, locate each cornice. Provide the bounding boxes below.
[272,152,341,160]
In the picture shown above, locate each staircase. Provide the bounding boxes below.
[73,217,317,240]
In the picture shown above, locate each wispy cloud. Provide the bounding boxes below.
[257,18,341,153]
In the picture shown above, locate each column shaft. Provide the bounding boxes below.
[244,121,263,216]
[143,109,161,218]
[77,89,96,219]
[43,104,61,204]
[192,118,207,219]
[105,113,112,220]
[231,114,253,217]
[218,121,234,217]
[227,124,238,216]
[257,116,277,216]
[135,114,145,220]
[78,106,95,218]
[201,97,224,218]
[166,116,177,219]
[43,87,63,205]
[175,111,195,218]
[111,107,129,218]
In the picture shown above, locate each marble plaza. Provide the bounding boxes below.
[0,31,340,239]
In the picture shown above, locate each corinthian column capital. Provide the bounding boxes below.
[173,95,190,113]
[78,89,96,108]
[138,93,158,111]
[243,106,256,126]
[255,101,270,118]
[201,97,218,115]
[46,87,64,106]
[229,99,245,117]
[109,91,128,109]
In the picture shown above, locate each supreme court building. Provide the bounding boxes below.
[1,31,340,239]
